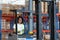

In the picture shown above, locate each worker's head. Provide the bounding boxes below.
[17,16,23,24]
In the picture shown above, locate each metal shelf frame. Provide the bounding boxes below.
[35,0,55,40]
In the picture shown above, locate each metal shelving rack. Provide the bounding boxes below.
[0,0,56,40]
[35,0,55,40]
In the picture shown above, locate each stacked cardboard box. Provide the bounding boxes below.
[1,19,12,40]
[2,31,9,40]
[33,1,35,11]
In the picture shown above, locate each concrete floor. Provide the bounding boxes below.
[8,34,17,40]
[7,34,36,40]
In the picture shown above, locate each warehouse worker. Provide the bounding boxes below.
[13,16,24,35]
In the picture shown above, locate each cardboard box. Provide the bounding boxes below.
[2,32,8,40]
